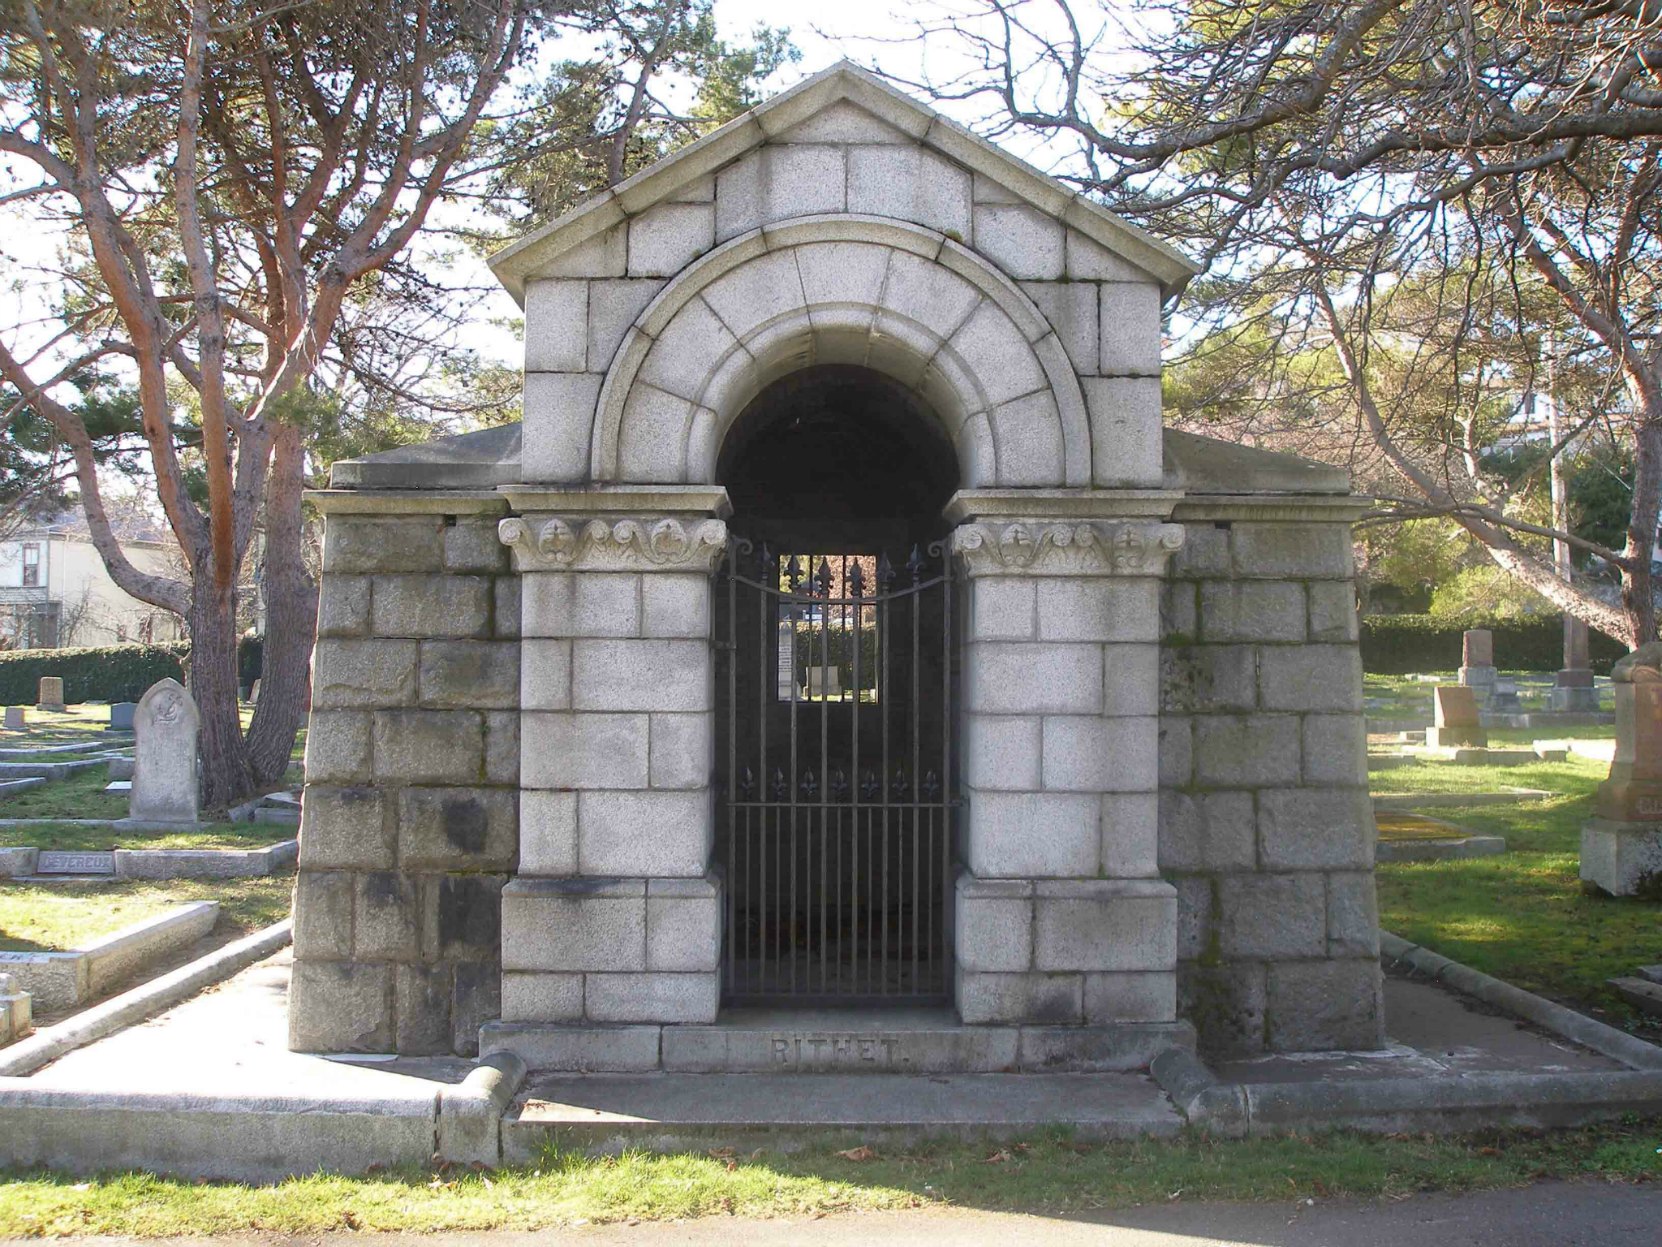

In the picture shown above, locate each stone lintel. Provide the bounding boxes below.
[1169,494,1370,524]
[498,485,731,517]
[500,514,728,574]
[952,518,1184,578]
[306,490,509,516]
[944,488,1183,524]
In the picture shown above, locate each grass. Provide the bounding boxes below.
[1368,754,1606,799]
[1363,672,1609,722]
[0,706,123,743]
[0,1122,1657,1235]
[0,768,127,820]
[0,877,291,954]
[0,822,285,852]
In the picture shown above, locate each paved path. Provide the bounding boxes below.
[3,1181,1656,1246]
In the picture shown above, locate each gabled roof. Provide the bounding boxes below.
[488,61,1198,302]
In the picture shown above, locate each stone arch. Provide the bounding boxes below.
[590,214,1091,488]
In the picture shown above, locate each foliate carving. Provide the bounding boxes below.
[951,521,1185,576]
[499,515,728,572]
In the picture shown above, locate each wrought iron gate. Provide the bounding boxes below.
[716,541,956,1004]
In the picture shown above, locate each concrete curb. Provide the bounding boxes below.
[0,919,292,1077]
[1,902,221,1012]
[1379,930,1662,1071]
[437,1051,529,1165]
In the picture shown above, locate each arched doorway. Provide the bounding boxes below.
[714,365,960,1006]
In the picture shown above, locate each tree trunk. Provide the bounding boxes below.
[1620,391,1662,647]
[246,424,318,788]
[188,588,254,812]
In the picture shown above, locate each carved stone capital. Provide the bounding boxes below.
[951,521,1185,577]
[499,515,728,573]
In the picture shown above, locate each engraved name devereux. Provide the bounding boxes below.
[771,1034,903,1066]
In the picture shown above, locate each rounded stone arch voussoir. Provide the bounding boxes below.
[591,214,1091,488]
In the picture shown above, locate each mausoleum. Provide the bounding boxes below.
[293,63,1383,1067]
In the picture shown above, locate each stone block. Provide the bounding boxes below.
[794,240,892,307]
[524,279,589,371]
[486,710,520,786]
[628,202,715,276]
[580,789,710,876]
[616,383,697,478]
[647,878,722,972]
[323,516,443,574]
[781,99,912,144]
[1171,875,1215,961]
[1178,961,1266,1057]
[1302,714,1367,785]
[1193,714,1301,788]
[452,961,500,1056]
[288,961,393,1052]
[1259,644,1363,712]
[1257,788,1374,870]
[316,575,371,637]
[1160,645,1257,713]
[699,249,805,342]
[572,639,712,712]
[966,790,1100,877]
[520,639,572,710]
[494,577,521,639]
[1097,282,1162,376]
[536,224,626,277]
[966,642,1102,715]
[971,578,1037,641]
[371,575,491,639]
[955,880,1034,972]
[1219,873,1325,959]
[397,787,517,871]
[1580,818,1662,897]
[715,145,847,240]
[972,204,1064,278]
[638,299,739,403]
[1326,872,1380,957]
[373,710,485,784]
[641,573,710,639]
[522,713,649,790]
[1161,582,1197,641]
[1158,790,1255,872]
[354,870,420,961]
[588,279,661,371]
[1232,523,1354,579]
[1198,581,1305,644]
[501,971,583,1022]
[303,711,372,784]
[421,873,505,959]
[1031,880,1176,972]
[1158,714,1193,786]
[957,968,1082,1025]
[518,789,578,875]
[1102,644,1159,717]
[522,372,603,481]
[292,870,353,960]
[1083,376,1163,488]
[394,963,454,1055]
[1041,714,1158,793]
[648,712,712,790]
[1084,971,1176,1023]
[418,640,519,709]
[443,521,510,574]
[1169,525,1231,580]
[1100,790,1160,877]
[1065,229,1146,281]
[501,880,646,972]
[585,972,720,1023]
[310,639,418,709]
[1037,578,1159,643]
[1021,280,1098,375]
[964,713,1042,792]
[882,250,981,337]
[1307,581,1359,642]
[950,303,1048,407]
[522,572,641,638]
[1266,959,1384,1051]
[847,144,972,236]
[299,786,391,869]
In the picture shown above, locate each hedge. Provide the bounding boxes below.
[0,642,189,706]
[1359,613,1627,676]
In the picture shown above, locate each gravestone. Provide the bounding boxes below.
[1458,628,1496,704]
[108,702,136,732]
[1489,678,1522,712]
[1426,684,1487,748]
[129,678,200,825]
[1552,618,1599,711]
[107,756,134,781]
[0,970,29,1046]
[248,678,261,705]
[2,707,24,731]
[35,676,65,712]
[1581,644,1662,896]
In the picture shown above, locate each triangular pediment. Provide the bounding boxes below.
[489,61,1197,302]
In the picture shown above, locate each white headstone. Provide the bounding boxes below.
[2,707,23,731]
[129,678,200,824]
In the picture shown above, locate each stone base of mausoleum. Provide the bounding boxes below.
[478,1012,1194,1074]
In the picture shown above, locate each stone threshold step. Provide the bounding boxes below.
[481,1018,1194,1075]
[504,1071,1181,1156]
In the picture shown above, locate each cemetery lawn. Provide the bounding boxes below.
[1372,753,1660,1032]
[0,821,280,852]
[0,877,291,954]
[0,1122,1656,1234]
[0,768,127,820]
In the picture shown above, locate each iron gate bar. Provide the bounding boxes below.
[716,539,957,1005]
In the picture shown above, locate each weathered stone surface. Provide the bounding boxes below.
[130,679,198,825]
[1259,644,1362,713]
[967,643,1102,715]
[1326,872,1380,957]
[585,972,720,1023]
[1193,714,1301,788]
[1199,582,1305,643]
[518,789,578,876]
[966,790,1100,877]
[647,880,721,972]
[1219,873,1325,959]
[1037,577,1159,643]
[955,880,1034,973]
[371,575,491,639]
[312,639,418,709]
[303,711,372,784]
[1041,714,1157,793]
[421,873,505,960]
[1428,684,1487,748]
[524,280,589,371]
[397,787,517,870]
[501,971,583,1022]
[972,204,1064,278]
[1099,790,1160,877]
[394,963,455,1055]
[1266,958,1384,1051]
[848,144,972,237]
[522,713,649,790]
[1159,645,1256,713]
[288,961,393,1052]
[628,203,716,277]
[501,882,646,972]
[1462,628,1494,668]
[1032,881,1176,972]
[1231,524,1353,579]
[1158,790,1255,872]
[1084,971,1176,1024]
[354,870,420,961]
[580,789,709,876]
[1257,788,1374,870]
[1301,713,1368,786]
[1178,961,1266,1056]
[323,516,443,574]
[647,712,712,790]
[957,969,1082,1025]
[1098,282,1161,375]
[1306,581,1359,642]
[418,640,519,709]
[443,521,511,574]
[291,870,353,960]
[316,576,371,637]
[572,639,711,711]
[373,710,484,784]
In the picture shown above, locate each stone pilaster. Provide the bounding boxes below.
[496,492,728,1025]
[950,502,1184,1025]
